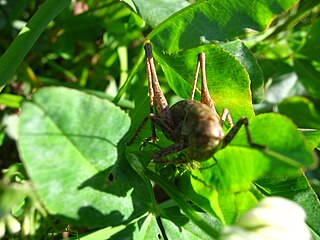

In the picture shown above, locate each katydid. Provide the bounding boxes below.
[128,41,264,163]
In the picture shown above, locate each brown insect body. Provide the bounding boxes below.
[169,100,224,161]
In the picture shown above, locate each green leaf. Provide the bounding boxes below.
[17,87,150,228]
[300,18,320,62]
[176,113,317,224]
[152,43,255,121]
[278,96,320,129]
[107,214,162,240]
[0,93,24,108]
[148,0,299,52]
[301,129,320,150]
[67,213,160,240]
[146,169,220,239]
[294,59,320,100]
[160,205,221,239]
[217,40,264,103]
[122,0,190,28]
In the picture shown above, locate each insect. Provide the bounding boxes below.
[128,41,264,164]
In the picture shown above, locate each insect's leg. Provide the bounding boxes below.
[127,113,176,146]
[153,142,187,163]
[127,115,151,146]
[198,52,218,114]
[198,156,219,170]
[220,108,234,127]
[190,56,200,100]
[222,117,266,149]
[149,113,176,139]
[144,41,175,129]
[145,44,157,141]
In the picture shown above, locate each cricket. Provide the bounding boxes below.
[128,41,264,164]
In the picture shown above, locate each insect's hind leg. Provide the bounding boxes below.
[189,54,201,100]
[222,117,266,149]
[198,156,219,170]
[127,115,153,146]
[220,108,234,127]
[190,52,218,114]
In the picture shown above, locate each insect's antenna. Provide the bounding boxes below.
[199,52,217,114]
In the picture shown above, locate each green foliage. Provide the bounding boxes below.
[122,0,190,28]
[0,0,71,89]
[17,87,149,228]
[152,44,256,120]
[147,0,299,51]
[179,113,315,224]
[0,0,319,239]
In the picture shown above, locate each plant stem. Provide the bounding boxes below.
[113,47,144,104]
[145,169,219,239]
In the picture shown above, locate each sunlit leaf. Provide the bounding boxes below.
[294,59,320,100]
[177,113,317,224]
[300,18,320,62]
[217,40,264,103]
[17,87,150,227]
[148,0,299,52]
[122,0,189,27]
[152,43,255,121]
[278,96,320,129]
[301,129,320,150]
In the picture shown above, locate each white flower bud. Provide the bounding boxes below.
[239,196,306,228]
[220,197,311,240]
[6,214,21,234]
[22,215,31,236]
[0,220,5,238]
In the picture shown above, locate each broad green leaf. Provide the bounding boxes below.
[301,129,320,150]
[177,113,317,224]
[300,18,320,62]
[90,207,218,239]
[278,96,320,129]
[152,44,255,121]
[17,87,150,228]
[160,205,221,239]
[122,0,190,28]
[134,214,162,240]
[107,214,162,240]
[148,0,299,52]
[67,213,161,240]
[217,40,264,103]
[294,59,320,100]
[145,169,220,239]
[255,173,320,237]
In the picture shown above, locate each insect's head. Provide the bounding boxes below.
[188,117,225,160]
[200,117,225,148]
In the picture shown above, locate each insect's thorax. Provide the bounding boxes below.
[170,100,224,161]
